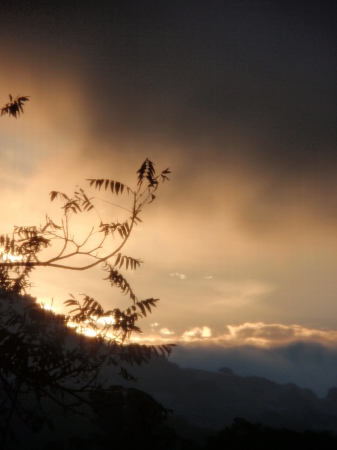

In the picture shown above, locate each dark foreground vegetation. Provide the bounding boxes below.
[20,415,337,450]
[204,418,337,450]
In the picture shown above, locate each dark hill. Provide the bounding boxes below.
[1,290,336,446]
[112,356,337,433]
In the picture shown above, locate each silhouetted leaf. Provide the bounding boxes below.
[95,179,104,190]
[50,191,58,202]
[115,253,121,266]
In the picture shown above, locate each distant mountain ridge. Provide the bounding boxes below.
[113,356,337,433]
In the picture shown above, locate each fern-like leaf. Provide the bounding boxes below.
[99,220,131,239]
[137,158,156,186]
[135,298,159,317]
[114,253,142,270]
[103,265,137,303]
[86,179,132,195]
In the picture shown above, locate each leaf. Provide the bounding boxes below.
[50,219,62,230]
[137,158,156,186]
[144,301,152,313]
[64,299,78,306]
[114,253,121,266]
[50,191,58,202]
[61,193,70,201]
[124,221,130,235]
[149,194,156,204]
[1,95,29,118]
[137,302,146,317]
[95,179,104,190]
[105,266,137,303]
[163,345,171,354]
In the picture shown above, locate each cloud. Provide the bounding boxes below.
[1,1,337,246]
[141,321,337,349]
[176,322,337,348]
[224,322,337,347]
[170,272,186,280]
[160,328,175,336]
[182,326,212,340]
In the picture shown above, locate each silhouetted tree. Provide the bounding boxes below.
[0,96,174,448]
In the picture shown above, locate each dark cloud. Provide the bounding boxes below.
[2,1,336,167]
[2,1,337,237]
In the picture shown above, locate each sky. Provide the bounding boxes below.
[1,0,337,394]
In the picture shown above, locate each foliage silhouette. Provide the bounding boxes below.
[0,96,174,448]
[0,95,29,119]
[206,418,337,450]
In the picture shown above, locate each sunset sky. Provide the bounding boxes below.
[1,1,337,394]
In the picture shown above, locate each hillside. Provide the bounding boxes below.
[1,290,337,448]
[114,355,337,433]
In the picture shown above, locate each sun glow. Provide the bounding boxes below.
[0,248,23,262]
[34,300,116,339]
[97,315,115,326]
[66,315,116,339]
